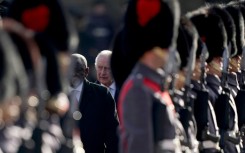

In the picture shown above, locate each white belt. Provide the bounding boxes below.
[199,140,220,150]
[157,138,182,153]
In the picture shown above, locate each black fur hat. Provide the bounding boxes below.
[177,17,198,70]
[111,30,127,89]
[34,33,63,95]
[209,6,237,57]
[7,0,79,52]
[225,5,244,56]
[9,31,63,97]
[189,11,227,63]
[122,0,180,68]
[186,11,205,59]
[110,0,180,88]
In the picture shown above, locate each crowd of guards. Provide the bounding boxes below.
[112,0,245,153]
[2,0,245,153]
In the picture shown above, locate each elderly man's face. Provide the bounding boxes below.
[70,60,87,88]
[95,55,113,87]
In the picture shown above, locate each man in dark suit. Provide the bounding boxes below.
[94,50,120,103]
[69,53,119,153]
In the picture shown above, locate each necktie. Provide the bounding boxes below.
[70,90,79,113]
[109,87,114,98]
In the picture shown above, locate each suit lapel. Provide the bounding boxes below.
[79,79,92,113]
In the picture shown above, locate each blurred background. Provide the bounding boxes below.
[1,0,234,81]
[61,0,235,81]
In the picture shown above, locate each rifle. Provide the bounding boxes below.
[163,46,178,91]
[168,51,184,111]
[200,42,208,89]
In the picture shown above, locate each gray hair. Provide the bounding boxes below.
[94,50,112,66]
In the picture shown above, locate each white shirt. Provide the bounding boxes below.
[108,82,116,99]
[69,82,83,104]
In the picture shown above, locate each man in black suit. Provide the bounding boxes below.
[69,53,119,153]
[94,50,120,103]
